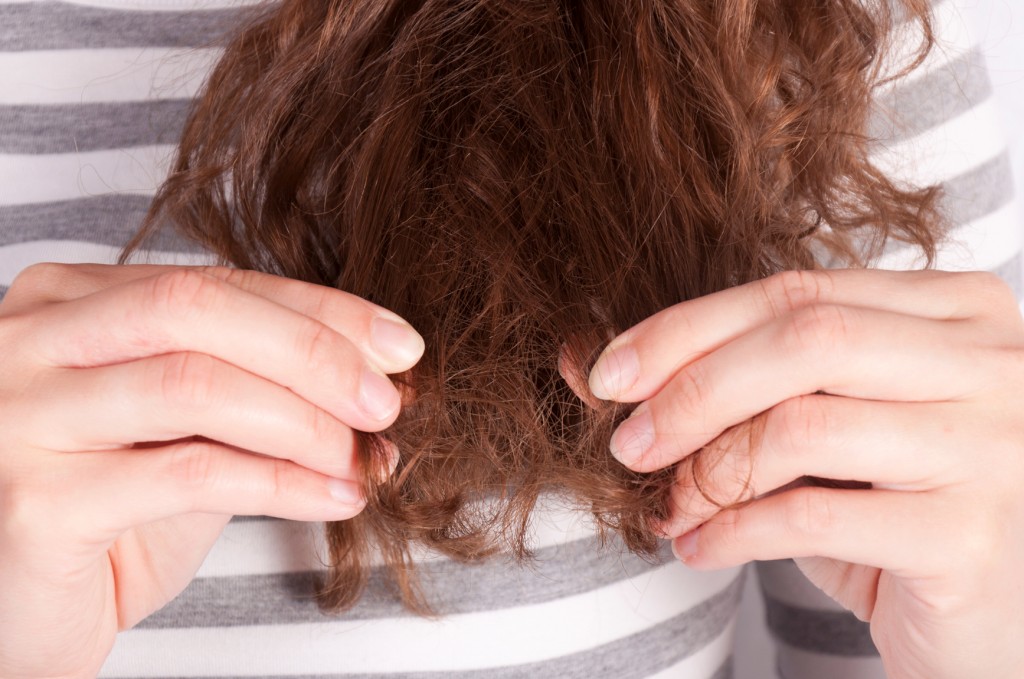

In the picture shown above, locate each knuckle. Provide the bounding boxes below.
[165,441,221,505]
[779,303,853,357]
[668,362,716,437]
[268,458,292,502]
[8,262,71,293]
[763,269,833,316]
[305,404,336,447]
[304,406,351,475]
[156,352,223,411]
[5,263,75,308]
[0,473,75,548]
[785,487,837,540]
[145,269,225,321]
[195,265,247,289]
[295,319,346,378]
[0,481,48,543]
[769,395,834,459]
[304,287,335,325]
[962,271,1018,312]
[717,505,752,551]
[0,307,31,352]
[949,510,1001,576]
[702,429,758,505]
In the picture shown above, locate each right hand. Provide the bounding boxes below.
[0,263,424,679]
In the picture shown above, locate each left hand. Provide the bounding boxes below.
[588,268,1024,679]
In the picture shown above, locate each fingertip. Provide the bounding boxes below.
[370,316,425,372]
[609,402,655,469]
[672,527,702,564]
[558,343,603,408]
[357,366,403,427]
[589,344,640,401]
[328,477,365,504]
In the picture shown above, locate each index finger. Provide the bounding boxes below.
[11,262,423,374]
[588,267,976,402]
[27,267,423,432]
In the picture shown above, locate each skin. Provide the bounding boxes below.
[589,267,1024,679]
[0,263,423,679]
[3,262,1017,677]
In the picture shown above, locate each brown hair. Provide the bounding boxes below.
[118,0,943,614]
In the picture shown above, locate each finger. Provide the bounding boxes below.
[589,268,1007,402]
[6,263,422,365]
[27,268,419,431]
[25,352,365,480]
[658,395,971,536]
[194,265,425,373]
[670,486,946,577]
[59,439,369,542]
[7,263,424,375]
[609,304,982,471]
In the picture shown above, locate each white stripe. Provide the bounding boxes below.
[194,520,330,579]
[869,98,1006,189]
[0,47,222,105]
[755,560,847,613]
[197,496,607,578]
[877,0,977,90]
[0,145,175,206]
[871,199,1023,272]
[647,618,738,679]
[0,240,218,285]
[776,642,887,679]
[99,563,743,676]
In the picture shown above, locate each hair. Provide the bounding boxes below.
[118,0,943,614]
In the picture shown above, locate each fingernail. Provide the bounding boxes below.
[609,402,655,466]
[589,345,640,400]
[327,477,364,505]
[358,367,400,421]
[672,528,700,562]
[370,317,424,368]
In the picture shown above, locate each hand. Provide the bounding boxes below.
[0,263,424,679]
[589,268,1024,679]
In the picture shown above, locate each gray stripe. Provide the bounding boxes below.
[940,151,1016,228]
[1,144,1006,257]
[989,251,1023,300]
[0,284,7,303]
[0,194,208,253]
[877,149,1016,259]
[763,594,878,657]
[0,1,248,51]
[139,534,679,628]
[0,100,192,154]
[129,576,742,679]
[869,48,992,143]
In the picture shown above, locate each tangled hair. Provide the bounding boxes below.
[118,0,943,614]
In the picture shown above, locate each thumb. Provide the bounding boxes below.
[110,512,232,629]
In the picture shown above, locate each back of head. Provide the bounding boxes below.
[120,0,942,613]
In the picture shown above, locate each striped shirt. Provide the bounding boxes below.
[0,1,1018,678]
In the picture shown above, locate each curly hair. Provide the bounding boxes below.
[118,0,944,614]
